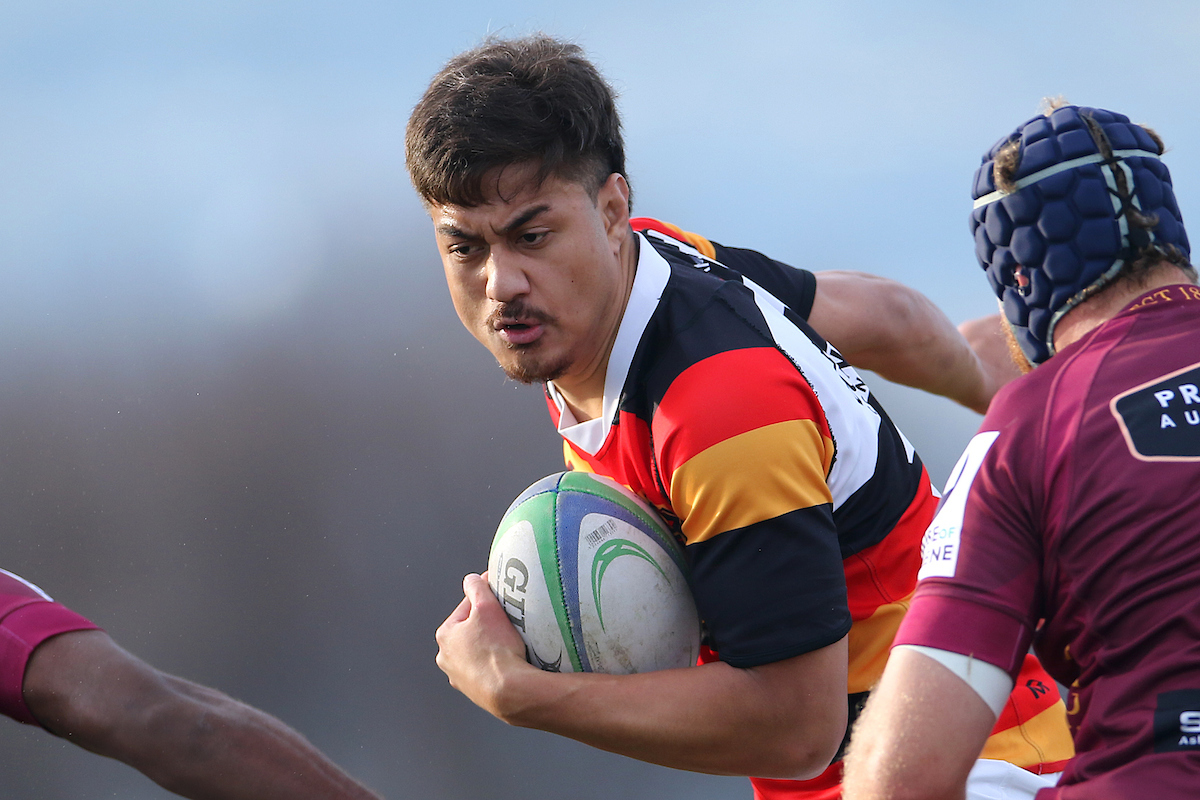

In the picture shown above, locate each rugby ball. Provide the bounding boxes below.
[487,471,700,674]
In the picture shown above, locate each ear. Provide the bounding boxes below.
[596,173,631,245]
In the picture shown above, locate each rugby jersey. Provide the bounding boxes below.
[545,220,1071,798]
[898,286,1200,797]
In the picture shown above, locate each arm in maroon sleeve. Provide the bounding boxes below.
[23,630,383,800]
[0,568,100,724]
[843,421,1049,798]
[2,570,382,800]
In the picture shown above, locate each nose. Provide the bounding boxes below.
[484,248,530,303]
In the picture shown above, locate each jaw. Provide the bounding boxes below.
[483,330,572,385]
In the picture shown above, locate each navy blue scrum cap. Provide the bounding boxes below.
[970,105,1189,364]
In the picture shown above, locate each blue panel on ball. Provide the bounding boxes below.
[501,472,567,520]
[552,486,593,673]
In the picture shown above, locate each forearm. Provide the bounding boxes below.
[438,573,847,779]
[113,677,382,800]
[25,631,381,800]
[480,644,847,779]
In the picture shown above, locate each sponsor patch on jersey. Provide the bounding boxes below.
[918,431,1000,580]
[1111,361,1200,461]
[1153,689,1200,752]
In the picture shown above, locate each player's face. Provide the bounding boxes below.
[430,166,634,396]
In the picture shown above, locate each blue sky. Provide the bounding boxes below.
[3,1,1197,330]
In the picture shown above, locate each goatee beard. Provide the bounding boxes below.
[501,353,571,385]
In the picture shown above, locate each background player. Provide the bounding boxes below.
[409,34,1071,798]
[1,568,382,800]
[843,104,1195,798]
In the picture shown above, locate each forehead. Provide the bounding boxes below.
[430,166,593,235]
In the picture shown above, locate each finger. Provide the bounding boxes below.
[463,573,496,607]
[439,595,473,634]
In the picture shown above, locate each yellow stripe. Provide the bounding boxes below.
[677,228,717,259]
[980,700,1075,768]
[653,220,718,259]
[846,597,910,694]
[669,420,833,544]
[562,442,594,474]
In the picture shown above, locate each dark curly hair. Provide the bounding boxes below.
[406,34,630,209]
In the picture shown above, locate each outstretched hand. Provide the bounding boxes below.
[435,572,533,721]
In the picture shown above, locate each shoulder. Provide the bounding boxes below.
[979,361,1061,435]
[632,217,817,317]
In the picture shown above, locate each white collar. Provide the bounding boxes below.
[547,233,671,455]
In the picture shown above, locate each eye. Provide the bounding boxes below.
[447,242,480,260]
[517,230,548,246]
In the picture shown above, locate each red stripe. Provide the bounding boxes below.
[630,216,683,241]
[558,410,672,514]
[653,348,829,480]
[994,654,1065,732]
[843,469,936,619]
[751,760,843,800]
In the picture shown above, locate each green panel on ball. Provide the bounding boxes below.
[498,487,583,673]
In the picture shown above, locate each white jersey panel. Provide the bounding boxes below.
[744,279,883,510]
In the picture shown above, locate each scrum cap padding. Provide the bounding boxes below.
[969,105,1189,364]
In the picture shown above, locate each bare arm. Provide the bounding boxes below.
[842,648,996,800]
[958,312,1025,388]
[808,271,1002,414]
[22,629,382,800]
[435,573,847,779]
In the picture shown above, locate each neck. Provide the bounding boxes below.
[552,229,639,423]
[1053,263,1197,351]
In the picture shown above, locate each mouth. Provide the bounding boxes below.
[495,319,545,346]
[489,303,551,347]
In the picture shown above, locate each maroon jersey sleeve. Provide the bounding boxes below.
[892,389,1045,678]
[0,569,101,726]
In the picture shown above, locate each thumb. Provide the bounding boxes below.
[463,572,495,606]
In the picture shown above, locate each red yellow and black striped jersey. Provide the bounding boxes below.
[544,220,1072,798]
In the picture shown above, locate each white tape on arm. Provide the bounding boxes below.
[894,644,1014,718]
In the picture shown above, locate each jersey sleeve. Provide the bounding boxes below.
[709,242,817,320]
[892,407,1045,678]
[628,217,818,319]
[651,346,851,668]
[0,569,101,726]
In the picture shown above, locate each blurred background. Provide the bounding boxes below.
[1,2,1196,797]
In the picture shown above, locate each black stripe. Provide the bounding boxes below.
[711,241,818,320]
[834,398,925,557]
[686,505,851,668]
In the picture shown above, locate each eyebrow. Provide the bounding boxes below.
[435,223,470,238]
[434,203,552,241]
[499,204,550,235]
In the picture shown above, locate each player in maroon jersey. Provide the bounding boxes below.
[1,569,381,800]
[843,104,1196,799]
